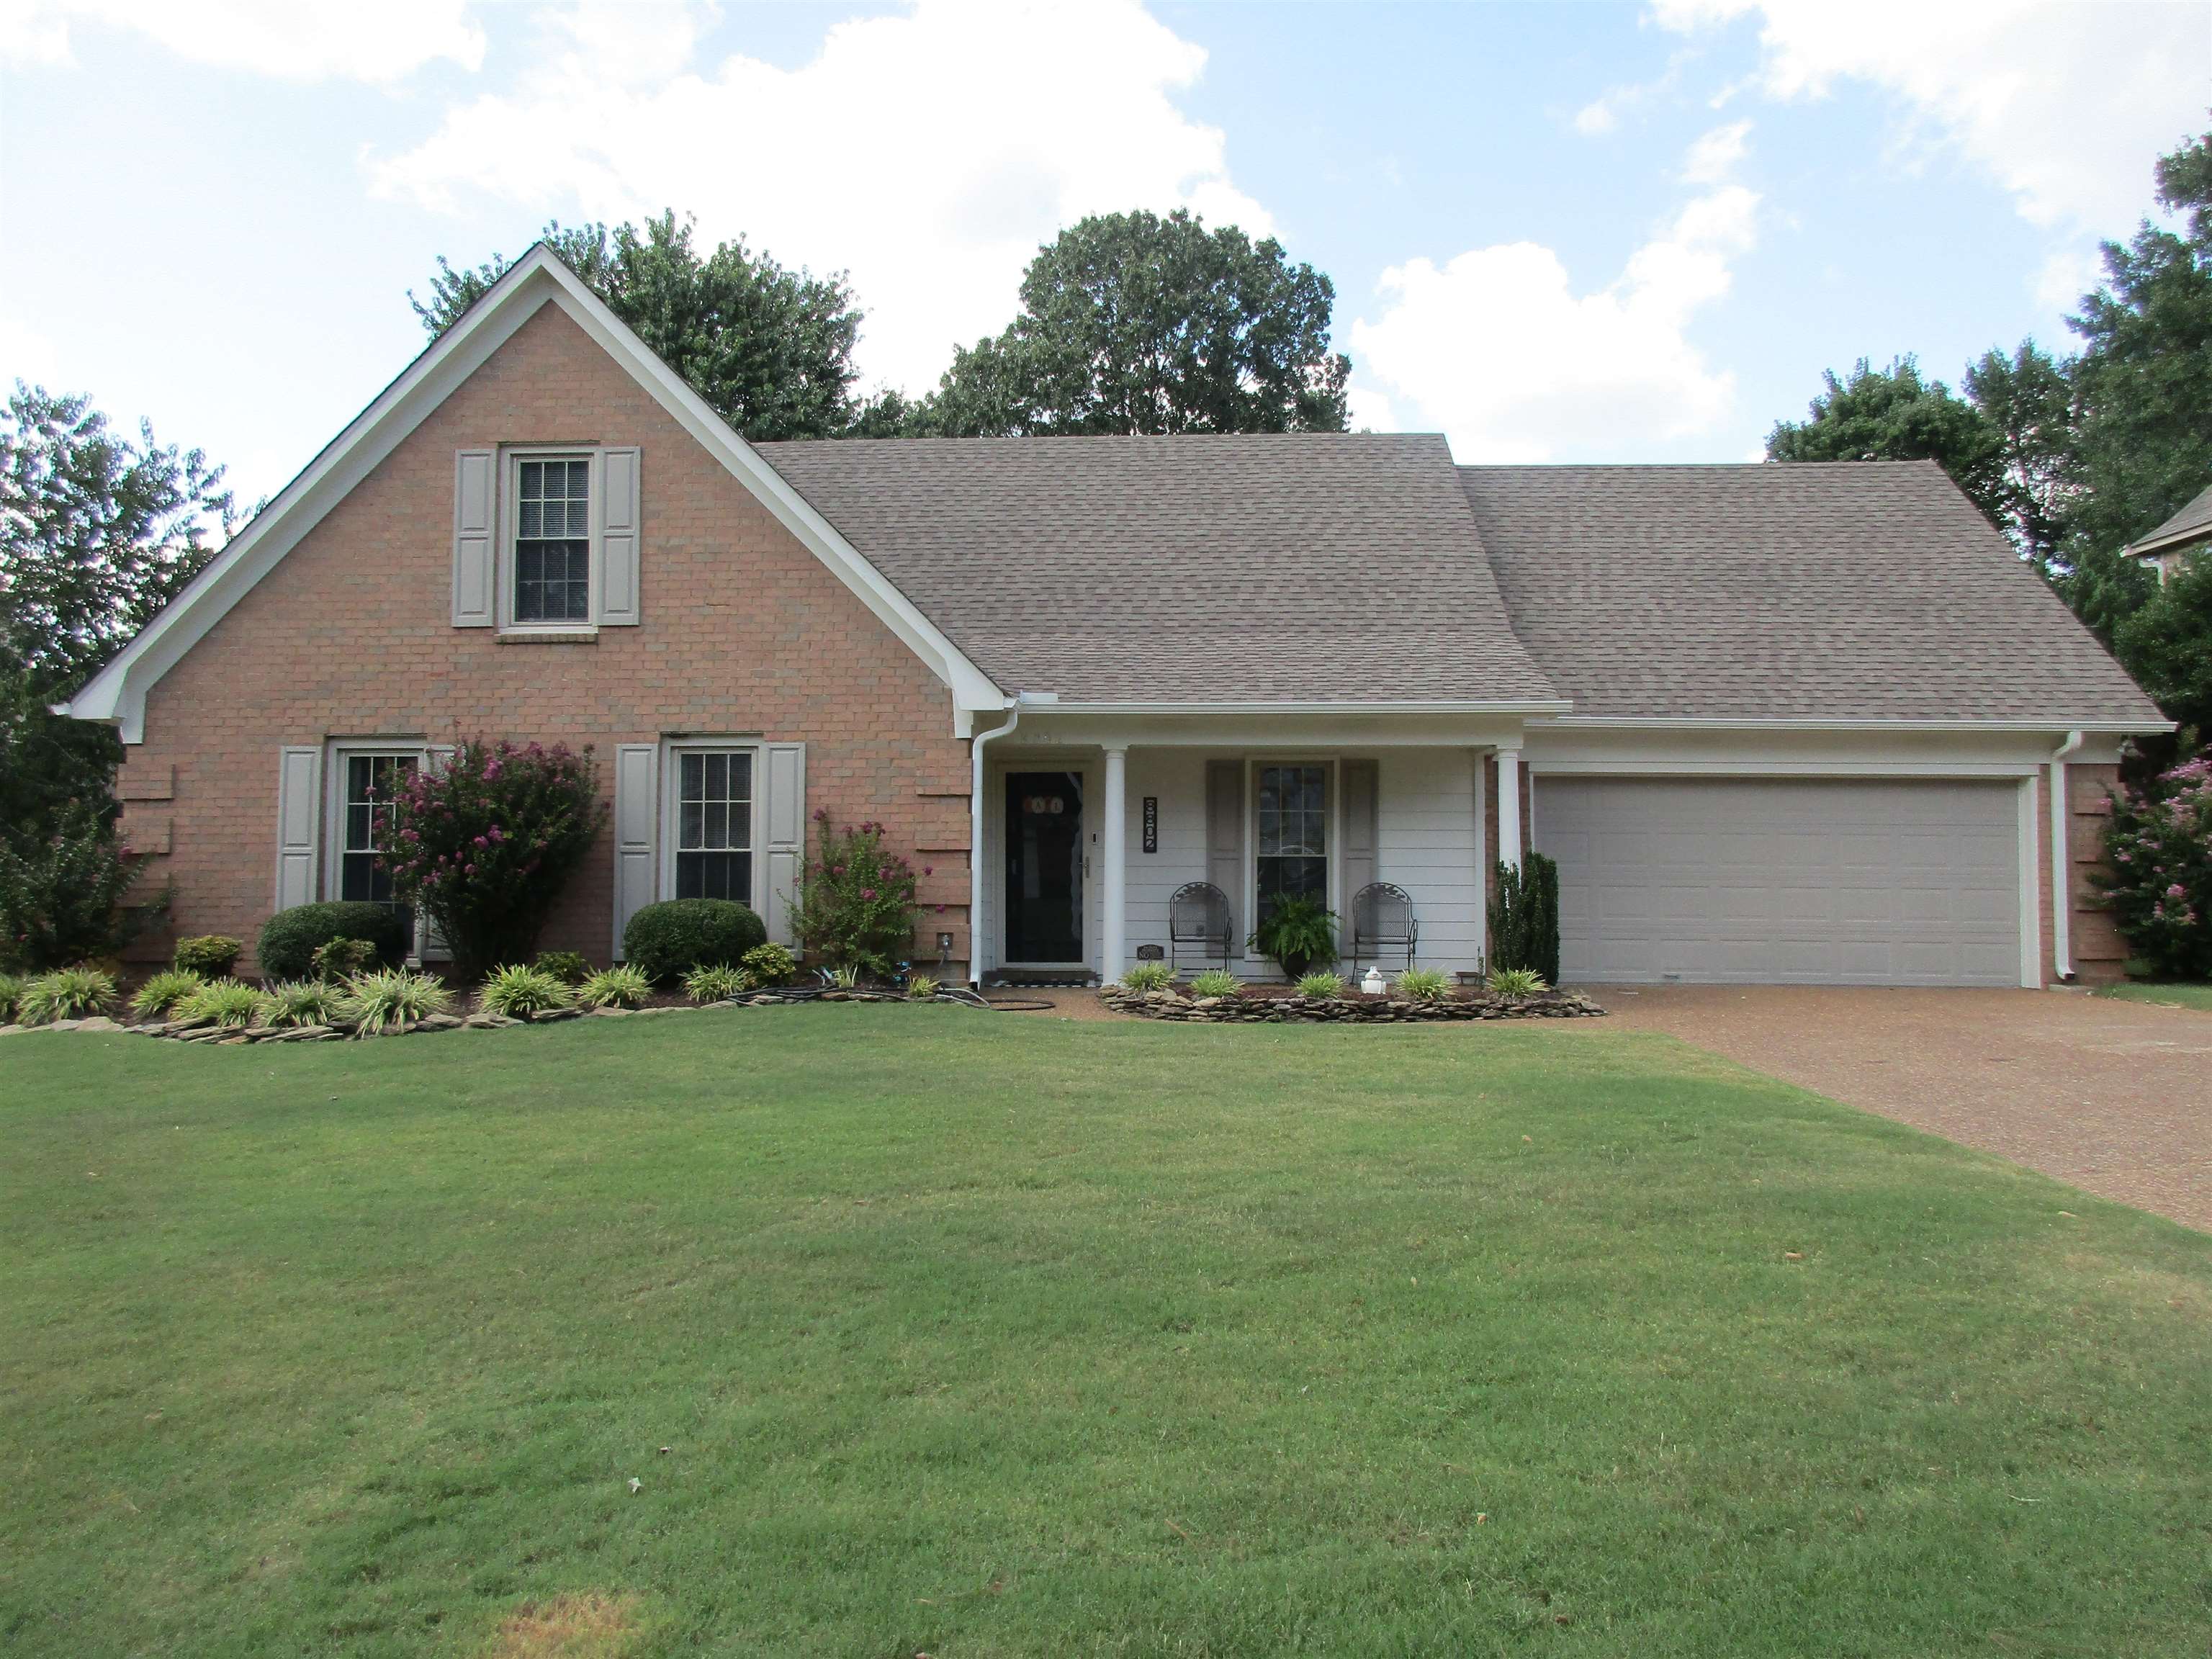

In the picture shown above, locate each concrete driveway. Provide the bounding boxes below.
[1592,985,2212,1233]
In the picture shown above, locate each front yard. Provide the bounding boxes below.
[4,1009,2207,1656]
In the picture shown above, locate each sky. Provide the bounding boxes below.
[1,0,2206,511]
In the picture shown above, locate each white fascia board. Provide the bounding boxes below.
[1540,714,2175,735]
[2123,523,2212,559]
[65,246,1004,742]
[1039,699,1573,716]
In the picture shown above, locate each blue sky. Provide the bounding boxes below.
[1,1,2206,509]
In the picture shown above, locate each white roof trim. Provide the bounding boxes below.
[63,246,1004,742]
[1029,699,1575,716]
[1540,714,2175,734]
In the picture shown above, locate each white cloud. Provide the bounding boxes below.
[1653,0,2206,234]
[1,0,485,81]
[366,0,1271,395]
[1349,126,1758,462]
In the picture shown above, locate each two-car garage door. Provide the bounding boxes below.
[1537,777,2023,987]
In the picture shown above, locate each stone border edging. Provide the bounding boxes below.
[1100,987,1605,1022]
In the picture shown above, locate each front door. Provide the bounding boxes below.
[1004,770,1084,963]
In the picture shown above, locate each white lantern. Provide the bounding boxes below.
[1361,966,1386,996]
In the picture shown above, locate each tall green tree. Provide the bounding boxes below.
[912,209,1352,436]
[413,212,868,441]
[1766,356,2007,524]
[2116,550,2212,742]
[1961,339,2078,572]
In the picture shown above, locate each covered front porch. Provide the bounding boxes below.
[968,706,1533,986]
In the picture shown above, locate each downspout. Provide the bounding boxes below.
[966,699,1021,987]
[2049,730,2084,983]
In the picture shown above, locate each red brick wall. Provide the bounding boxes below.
[114,305,973,974]
[2063,761,2127,984]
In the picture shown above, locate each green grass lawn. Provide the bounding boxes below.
[4,1010,2208,1658]
[2100,980,2212,1012]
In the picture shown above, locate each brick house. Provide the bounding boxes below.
[63,248,2171,987]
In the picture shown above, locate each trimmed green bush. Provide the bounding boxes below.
[172,935,243,977]
[1119,961,1174,992]
[258,902,410,981]
[739,942,798,986]
[478,963,575,1017]
[17,966,118,1024]
[532,950,590,985]
[1488,853,1560,986]
[310,937,379,982]
[577,964,652,1010]
[130,968,205,1021]
[621,899,766,984]
[683,963,750,1004]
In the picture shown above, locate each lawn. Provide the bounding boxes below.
[4,1010,2208,1658]
[2100,980,2212,1012]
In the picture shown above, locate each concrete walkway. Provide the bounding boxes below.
[1591,984,2212,1233]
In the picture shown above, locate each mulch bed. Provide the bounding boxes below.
[1100,986,1604,1022]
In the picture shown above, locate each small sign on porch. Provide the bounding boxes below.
[1136,943,1165,961]
[1142,795,1158,853]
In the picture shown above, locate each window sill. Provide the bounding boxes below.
[495,629,599,644]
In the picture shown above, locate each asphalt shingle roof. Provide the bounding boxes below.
[757,433,1561,705]
[2134,480,2212,552]
[1458,461,2164,724]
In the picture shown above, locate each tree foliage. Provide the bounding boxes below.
[413,212,868,441]
[910,210,1351,436]
[1767,355,2005,522]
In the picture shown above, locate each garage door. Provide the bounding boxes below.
[1536,777,2023,986]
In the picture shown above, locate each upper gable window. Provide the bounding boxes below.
[514,457,593,624]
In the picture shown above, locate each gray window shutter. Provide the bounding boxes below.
[612,743,658,961]
[595,446,642,626]
[1341,758,1378,904]
[274,745,322,912]
[418,746,456,961]
[1205,759,1244,953]
[452,449,495,626]
[762,742,807,950]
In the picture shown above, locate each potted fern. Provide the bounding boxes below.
[1247,895,1338,981]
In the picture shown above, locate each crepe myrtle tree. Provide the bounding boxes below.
[786,811,921,981]
[374,739,606,980]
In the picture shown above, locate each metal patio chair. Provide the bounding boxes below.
[1167,881,1233,974]
[1349,881,1419,974]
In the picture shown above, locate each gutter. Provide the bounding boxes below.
[2049,730,2084,982]
[966,696,1028,986]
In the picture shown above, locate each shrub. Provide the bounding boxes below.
[787,814,920,979]
[130,968,204,1021]
[0,972,19,1022]
[1486,965,1550,998]
[1119,961,1174,992]
[179,978,270,1030]
[171,935,242,977]
[906,972,941,999]
[342,968,454,1035]
[310,936,381,982]
[827,963,861,988]
[623,899,767,984]
[1189,968,1241,998]
[258,902,410,981]
[2099,750,2211,979]
[0,801,160,971]
[378,737,606,979]
[577,964,652,1010]
[1295,970,1346,998]
[1248,894,1337,980]
[1395,967,1451,1002]
[1489,853,1561,986]
[264,979,346,1028]
[17,965,118,1023]
[683,963,750,1003]
[477,963,575,1017]
[739,941,798,986]
[532,950,590,985]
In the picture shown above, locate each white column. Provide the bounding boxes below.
[1496,746,1523,872]
[1101,745,1128,984]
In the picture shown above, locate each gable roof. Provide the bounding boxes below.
[755,432,1563,709]
[1460,461,2167,729]
[2128,479,2212,558]
[63,246,1004,742]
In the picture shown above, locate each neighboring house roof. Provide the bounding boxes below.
[1460,461,2166,728]
[62,246,1004,742]
[757,433,1565,708]
[2126,480,2212,559]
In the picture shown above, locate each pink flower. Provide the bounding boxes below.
[473,835,489,848]
[860,887,876,900]
[2167,884,2187,899]
[923,866,932,876]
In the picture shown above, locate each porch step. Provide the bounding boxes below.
[983,971,1099,989]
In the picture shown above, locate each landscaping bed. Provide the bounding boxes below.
[1101,983,1604,1021]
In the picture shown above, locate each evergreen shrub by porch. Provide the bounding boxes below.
[739,941,798,986]
[377,738,606,980]
[788,813,920,979]
[2100,750,2211,979]
[622,898,766,984]
[258,902,410,981]
[1488,853,1560,986]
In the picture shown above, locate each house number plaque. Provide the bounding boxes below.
[1136,944,1165,961]
[1142,796,1158,853]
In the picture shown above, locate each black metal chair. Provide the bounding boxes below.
[1167,881,1233,974]
[1349,882,1418,974]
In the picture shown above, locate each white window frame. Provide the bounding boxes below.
[500,448,601,635]
[1245,757,1340,949]
[659,738,763,911]
[323,739,434,960]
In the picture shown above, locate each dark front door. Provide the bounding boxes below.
[1004,771,1084,963]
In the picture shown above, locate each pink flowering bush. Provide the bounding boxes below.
[2099,749,2211,980]
[376,738,605,979]
[785,811,920,980]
